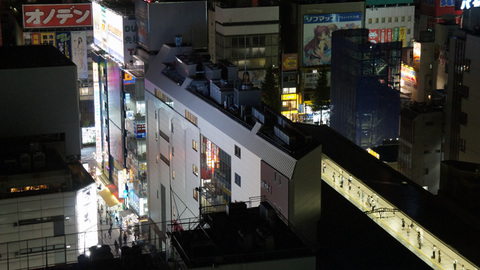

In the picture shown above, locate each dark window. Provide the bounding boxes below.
[235,145,241,158]
[273,171,281,185]
[235,173,241,187]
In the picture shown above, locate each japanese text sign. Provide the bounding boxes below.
[23,4,92,28]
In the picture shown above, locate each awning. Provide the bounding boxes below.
[98,188,120,207]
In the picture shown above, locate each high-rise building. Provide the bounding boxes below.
[208,1,280,86]
[330,28,402,149]
[444,8,480,163]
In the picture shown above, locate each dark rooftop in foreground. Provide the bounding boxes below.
[0,135,95,199]
[170,201,315,268]
[0,45,75,69]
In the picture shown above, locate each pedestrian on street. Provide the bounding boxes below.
[453,259,458,270]
[432,245,436,259]
[438,250,441,263]
[323,163,326,173]
[417,231,422,249]
[108,228,112,238]
[340,177,344,188]
[402,218,405,230]
[123,232,128,245]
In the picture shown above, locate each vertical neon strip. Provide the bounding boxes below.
[93,62,102,162]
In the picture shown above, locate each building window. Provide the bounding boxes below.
[381,17,386,23]
[273,171,281,185]
[193,188,199,201]
[401,16,405,22]
[459,112,468,126]
[235,173,241,187]
[171,122,174,133]
[172,146,174,156]
[172,170,175,179]
[192,140,198,151]
[388,17,392,23]
[395,17,399,22]
[407,29,411,34]
[423,168,429,175]
[193,164,199,176]
[408,16,412,21]
[185,110,198,126]
[235,145,241,158]
[375,18,379,23]
[459,138,466,152]
[156,154,159,164]
[368,18,372,24]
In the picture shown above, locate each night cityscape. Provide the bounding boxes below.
[1,0,480,269]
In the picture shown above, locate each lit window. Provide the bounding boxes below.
[368,18,372,24]
[375,18,379,23]
[193,188,199,201]
[192,140,198,151]
[382,17,386,23]
[193,164,199,176]
[172,170,175,179]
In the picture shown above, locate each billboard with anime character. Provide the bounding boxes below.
[303,12,362,66]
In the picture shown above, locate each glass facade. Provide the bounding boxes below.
[215,33,279,70]
[200,135,232,206]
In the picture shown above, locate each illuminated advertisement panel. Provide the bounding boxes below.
[76,183,98,255]
[93,62,102,162]
[282,54,298,71]
[303,12,362,66]
[92,2,108,52]
[413,41,421,69]
[400,64,417,94]
[22,4,92,29]
[92,2,134,63]
[32,32,40,44]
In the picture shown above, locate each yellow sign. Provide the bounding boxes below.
[282,94,298,100]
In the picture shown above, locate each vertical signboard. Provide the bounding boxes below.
[41,32,56,46]
[93,62,102,163]
[123,19,137,64]
[303,12,362,66]
[32,32,41,44]
[71,31,88,79]
[56,31,72,59]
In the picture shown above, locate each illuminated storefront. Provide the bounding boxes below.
[200,136,232,206]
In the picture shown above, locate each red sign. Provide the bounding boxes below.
[368,29,379,44]
[386,28,393,43]
[23,4,92,29]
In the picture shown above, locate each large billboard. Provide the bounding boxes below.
[303,12,362,66]
[92,2,136,63]
[23,4,92,29]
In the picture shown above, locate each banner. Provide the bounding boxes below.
[56,31,72,59]
[71,31,88,79]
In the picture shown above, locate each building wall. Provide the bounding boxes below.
[136,0,208,51]
[0,65,80,158]
[459,34,480,163]
[365,5,415,47]
[0,192,78,269]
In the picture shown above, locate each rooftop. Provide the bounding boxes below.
[0,45,75,69]
[170,201,315,268]
[0,135,95,199]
